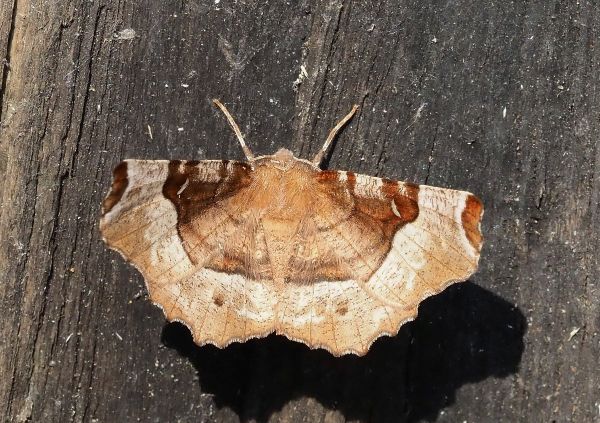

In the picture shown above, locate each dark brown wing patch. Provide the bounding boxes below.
[162,160,254,265]
[162,160,252,225]
[102,161,129,214]
[301,171,420,284]
[462,194,484,251]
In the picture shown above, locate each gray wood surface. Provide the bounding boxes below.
[1,1,598,422]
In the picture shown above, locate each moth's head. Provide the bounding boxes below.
[273,147,295,162]
[272,148,304,170]
[251,148,320,172]
[254,148,300,171]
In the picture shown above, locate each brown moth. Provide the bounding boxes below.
[100,100,484,356]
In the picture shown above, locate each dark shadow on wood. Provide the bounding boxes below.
[161,282,526,422]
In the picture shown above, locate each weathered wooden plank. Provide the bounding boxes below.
[0,1,133,421]
[0,1,16,94]
[0,0,598,422]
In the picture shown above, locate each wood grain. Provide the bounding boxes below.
[1,1,598,422]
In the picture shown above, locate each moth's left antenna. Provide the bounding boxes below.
[212,99,255,161]
[312,105,359,166]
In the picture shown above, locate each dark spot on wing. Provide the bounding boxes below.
[213,294,224,307]
[337,304,348,316]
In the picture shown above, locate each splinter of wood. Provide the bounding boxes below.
[312,104,359,166]
[213,99,255,160]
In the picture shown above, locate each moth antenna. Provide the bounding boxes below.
[212,99,255,160]
[312,105,359,166]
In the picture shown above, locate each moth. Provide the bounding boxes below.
[100,100,483,356]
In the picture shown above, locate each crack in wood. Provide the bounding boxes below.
[0,0,17,124]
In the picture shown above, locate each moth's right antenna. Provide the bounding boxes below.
[212,99,255,161]
[312,105,359,166]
